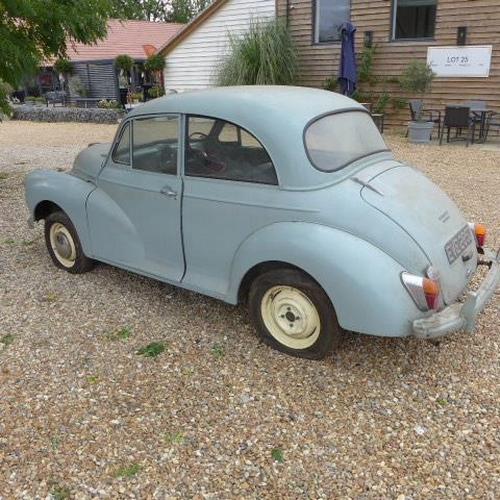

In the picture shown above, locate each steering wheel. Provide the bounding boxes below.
[189,132,209,141]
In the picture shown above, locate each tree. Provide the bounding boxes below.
[0,0,114,111]
[111,0,211,23]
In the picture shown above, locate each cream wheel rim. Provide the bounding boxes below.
[261,285,321,349]
[49,223,76,268]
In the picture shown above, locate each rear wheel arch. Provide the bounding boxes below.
[238,261,302,303]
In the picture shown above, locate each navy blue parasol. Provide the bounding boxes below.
[338,22,357,96]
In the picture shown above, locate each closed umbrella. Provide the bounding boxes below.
[338,22,357,96]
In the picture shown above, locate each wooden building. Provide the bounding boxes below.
[276,0,500,128]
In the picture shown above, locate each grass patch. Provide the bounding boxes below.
[106,327,132,341]
[50,434,60,450]
[116,462,141,478]
[271,448,284,463]
[4,238,15,245]
[137,342,166,357]
[211,343,225,358]
[0,172,8,180]
[0,334,14,346]
[47,481,71,500]
[86,375,100,383]
[163,432,184,444]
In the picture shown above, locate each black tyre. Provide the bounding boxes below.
[249,269,341,359]
[44,211,94,274]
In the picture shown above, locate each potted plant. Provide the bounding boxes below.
[53,58,73,104]
[115,55,134,106]
[399,60,436,143]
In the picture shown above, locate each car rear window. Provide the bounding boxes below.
[304,111,389,172]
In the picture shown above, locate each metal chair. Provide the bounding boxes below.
[466,100,488,143]
[439,106,473,147]
[483,111,500,142]
[408,99,442,138]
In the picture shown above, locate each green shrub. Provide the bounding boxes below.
[144,54,165,72]
[216,18,299,86]
[115,54,134,72]
[98,99,119,109]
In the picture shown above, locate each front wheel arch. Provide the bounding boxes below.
[34,200,64,222]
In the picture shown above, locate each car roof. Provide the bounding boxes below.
[130,85,362,123]
[128,86,374,188]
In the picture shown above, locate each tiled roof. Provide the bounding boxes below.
[65,19,184,62]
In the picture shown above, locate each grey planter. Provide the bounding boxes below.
[407,121,434,143]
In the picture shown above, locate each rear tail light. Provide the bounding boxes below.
[469,222,487,247]
[402,272,441,311]
[474,223,486,247]
[422,278,440,309]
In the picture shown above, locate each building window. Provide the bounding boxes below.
[314,0,351,44]
[392,0,437,40]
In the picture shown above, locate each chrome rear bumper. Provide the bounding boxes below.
[413,247,500,339]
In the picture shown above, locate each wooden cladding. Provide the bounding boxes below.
[278,0,500,129]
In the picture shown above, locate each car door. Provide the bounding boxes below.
[87,114,185,282]
[181,116,282,297]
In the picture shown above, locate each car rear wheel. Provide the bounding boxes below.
[249,269,341,359]
[44,211,94,274]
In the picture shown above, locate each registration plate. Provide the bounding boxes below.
[445,225,474,264]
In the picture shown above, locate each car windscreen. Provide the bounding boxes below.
[304,110,389,172]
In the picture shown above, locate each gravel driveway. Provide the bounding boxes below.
[1,121,499,499]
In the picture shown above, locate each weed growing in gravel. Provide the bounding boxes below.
[0,334,14,346]
[50,434,60,450]
[0,172,8,180]
[211,343,226,357]
[86,375,100,383]
[163,432,185,444]
[437,397,448,406]
[22,239,34,246]
[116,462,141,477]
[106,327,132,341]
[271,448,284,462]
[4,238,15,245]
[47,481,71,500]
[137,342,166,357]
[46,293,56,302]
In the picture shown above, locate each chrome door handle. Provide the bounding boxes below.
[160,185,178,198]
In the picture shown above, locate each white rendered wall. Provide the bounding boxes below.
[163,0,275,92]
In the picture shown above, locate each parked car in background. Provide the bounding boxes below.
[25,86,500,359]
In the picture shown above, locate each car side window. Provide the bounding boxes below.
[112,122,131,165]
[132,115,179,175]
[185,116,278,185]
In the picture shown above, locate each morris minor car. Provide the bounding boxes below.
[25,86,500,359]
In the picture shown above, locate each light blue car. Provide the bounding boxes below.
[25,86,500,359]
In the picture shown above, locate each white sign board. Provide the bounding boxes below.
[427,46,492,77]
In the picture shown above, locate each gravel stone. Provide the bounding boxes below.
[0,122,499,499]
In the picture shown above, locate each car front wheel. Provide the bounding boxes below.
[44,211,94,274]
[249,269,341,359]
